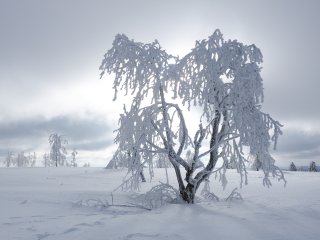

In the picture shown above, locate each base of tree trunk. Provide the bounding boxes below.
[140,172,146,182]
[180,185,195,203]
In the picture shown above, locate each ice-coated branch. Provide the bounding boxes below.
[100,34,176,104]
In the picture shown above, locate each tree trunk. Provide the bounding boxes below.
[140,171,146,182]
[180,184,196,203]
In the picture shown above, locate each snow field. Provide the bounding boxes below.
[0,168,319,240]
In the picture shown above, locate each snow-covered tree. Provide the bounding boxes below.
[17,151,29,167]
[251,154,262,171]
[107,148,147,184]
[4,150,14,167]
[106,149,129,169]
[309,161,317,172]
[4,151,36,167]
[83,162,91,167]
[49,133,68,167]
[289,162,297,171]
[70,149,78,167]
[28,152,36,167]
[43,152,51,167]
[100,30,284,203]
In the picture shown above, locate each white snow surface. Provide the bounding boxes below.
[0,167,319,240]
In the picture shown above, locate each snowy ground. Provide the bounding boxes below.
[0,167,319,240]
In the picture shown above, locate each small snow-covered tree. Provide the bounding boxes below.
[16,151,29,167]
[28,152,36,167]
[289,162,297,171]
[251,154,262,171]
[70,149,78,167]
[100,30,284,203]
[49,133,68,167]
[43,152,51,167]
[309,161,317,172]
[4,150,14,167]
[83,162,90,167]
[106,149,129,169]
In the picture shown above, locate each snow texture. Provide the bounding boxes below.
[0,167,319,240]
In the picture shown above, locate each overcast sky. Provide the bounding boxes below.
[0,0,319,167]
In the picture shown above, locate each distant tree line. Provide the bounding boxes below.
[246,154,318,173]
[289,161,319,172]
[2,133,89,168]
[4,151,36,168]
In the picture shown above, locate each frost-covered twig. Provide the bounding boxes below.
[200,179,220,201]
[225,188,243,202]
[134,182,182,209]
[75,197,151,211]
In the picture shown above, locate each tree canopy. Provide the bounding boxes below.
[100,30,285,203]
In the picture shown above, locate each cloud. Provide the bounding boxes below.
[273,128,320,163]
[72,138,114,151]
[0,114,114,153]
